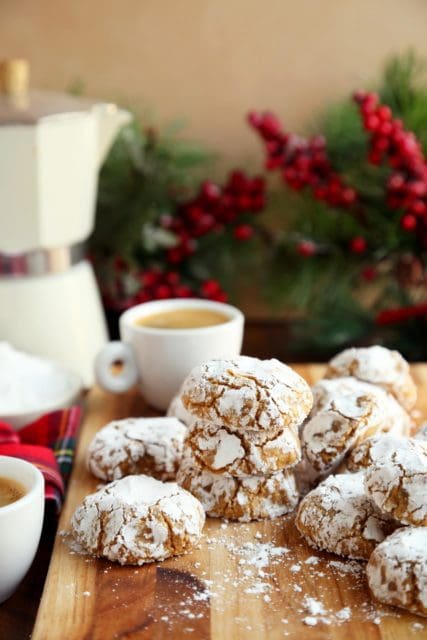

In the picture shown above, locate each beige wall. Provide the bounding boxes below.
[2,0,427,164]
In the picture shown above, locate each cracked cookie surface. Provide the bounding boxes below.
[367,526,427,617]
[295,472,396,560]
[71,475,205,565]
[365,437,427,526]
[177,449,299,521]
[86,417,187,482]
[302,393,386,477]
[185,420,301,476]
[181,356,312,433]
[347,433,414,472]
[310,377,412,437]
[325,346,417,411]
[167,394,194,428]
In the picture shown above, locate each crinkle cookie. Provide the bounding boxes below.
[347,433,413,472]
[367,526,427,617]
[301,390,403,476]
[295,472,396,560]
[167,394,194,428]
[325,346,417,411]
[177,450,299,521]
[185,420,301,476]
[365,437,427,526]
[86,417,187,482]
[181,356,312,433]
[311,377,412,437]
[71,475,205,565]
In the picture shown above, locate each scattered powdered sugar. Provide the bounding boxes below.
[62,515,420,636]
[329,559,364,575]
[302,596,326,616]
[303,616,319,626]
[336,606,352,621]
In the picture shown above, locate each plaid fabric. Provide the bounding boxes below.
[0,406,82,512]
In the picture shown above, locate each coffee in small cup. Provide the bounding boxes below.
[0,476,26,507]
[95,299,244,410]
[134,307,230,330]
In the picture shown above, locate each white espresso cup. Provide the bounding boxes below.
[0,456,45,603]
[95,298,244,410]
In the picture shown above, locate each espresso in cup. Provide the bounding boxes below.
[0,476,26,507]
[134,307,230,330]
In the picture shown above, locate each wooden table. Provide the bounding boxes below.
[2,360,427,639]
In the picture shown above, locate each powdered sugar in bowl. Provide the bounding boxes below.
[0,343,82,429]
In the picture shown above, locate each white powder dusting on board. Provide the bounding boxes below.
[0,342,79,412]
[63,514,423,635]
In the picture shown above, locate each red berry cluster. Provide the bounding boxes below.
[248,111,357,208]
[355,91,427,235]
[136,269,194,301]
[104,265,229,311]
[161,171,265,264]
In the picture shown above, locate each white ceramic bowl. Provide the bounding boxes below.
[0,369,83,430]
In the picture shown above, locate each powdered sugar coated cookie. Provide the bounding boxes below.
[367,526,427,617]
[310,377,412,437]
[302,393,387,476]
[365,437,427,526]
[181,356,312,433]
[86,417,187,482]
[177,449,298,521]
[71,475,205,565]
[185,420,300,476]
[347,433,413,472]
[295,472,396,560]
[325,346,417,411]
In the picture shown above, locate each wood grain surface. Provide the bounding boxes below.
[32,365,427,640]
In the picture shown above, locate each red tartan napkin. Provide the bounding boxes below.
[0,406,82,512]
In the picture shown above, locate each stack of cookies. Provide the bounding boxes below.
[176,356,313,521]
[296,345,415,492]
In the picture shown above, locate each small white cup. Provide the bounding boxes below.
[0,456,45,603]
[95,298,244,410]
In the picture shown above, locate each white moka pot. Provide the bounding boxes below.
[0,59,131,385]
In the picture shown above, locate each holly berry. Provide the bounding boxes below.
[361,266,377,282]
[175,285,193,298]
[349,236,367,254]
[401,214,417,231]
[249,110,358,209]
[200,279,221,297]
[297,240,316,257]
[234,224,254,241]
[353,92,427,234]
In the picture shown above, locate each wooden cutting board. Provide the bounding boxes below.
[32,364,427,640]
